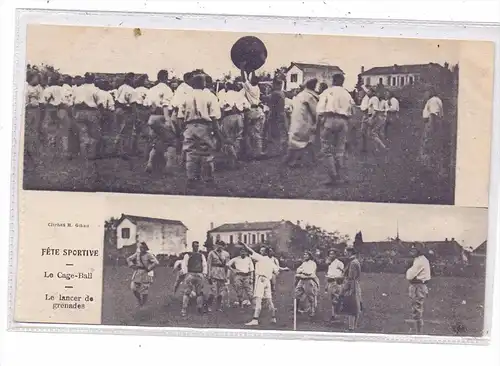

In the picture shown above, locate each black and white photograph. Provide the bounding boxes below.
[22,24,470,205]
[100,197,488,337]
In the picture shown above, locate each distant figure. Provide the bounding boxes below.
[359,87,370,152]
[126,242,159,307]
[406,242,431,334]
[419,88,447,178]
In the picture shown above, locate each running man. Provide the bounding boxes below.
[240,243,279,326]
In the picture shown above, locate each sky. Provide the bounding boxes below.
[26,25,461,89]
[103,195,487,250]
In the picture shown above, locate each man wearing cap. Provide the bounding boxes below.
[406,242,431,334]
[240,243,279,326]
[180,241,208,316]
[227,247,254,307]
[325,248,345,321]
[206,240,231,312]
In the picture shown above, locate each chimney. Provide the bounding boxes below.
[361,66,365,73]
[210,222,214,230]
[296,220,301,227]
[451,237,455,242]
[445,238,448,242]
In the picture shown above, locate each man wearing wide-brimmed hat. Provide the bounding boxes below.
[406,242,431,334]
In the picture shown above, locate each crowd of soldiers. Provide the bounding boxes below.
[25,64,446,190]
[127,239,431,334]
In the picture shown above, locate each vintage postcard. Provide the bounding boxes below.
[12,18,495,341]
[20,24,493,207]
[14,193,489,337]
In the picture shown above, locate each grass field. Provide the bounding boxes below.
[23,107,455,205]
[101,266,484,337]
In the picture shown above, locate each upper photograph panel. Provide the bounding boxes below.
[20,24,494,206]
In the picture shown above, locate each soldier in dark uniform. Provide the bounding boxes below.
[180,241,208,316]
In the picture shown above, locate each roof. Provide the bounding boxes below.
[359,63,446,76]
[474,241,487,254]
[287,62,344,74]
[209,220,294,233]
[359,240,464,256]
[116,214,187,229]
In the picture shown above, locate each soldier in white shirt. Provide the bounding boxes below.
[24,72,44,155]
[359,87,371,152]
[316,73,355,186]
[72,73,103,159]
[385,91,400,139]
[96,80,116,155]
[113,72,139,159]
[325,249,345,321]
[134,74,150,152]
[177,73,220,189]
[239,61,266,160]
[295,252,320,317]
[41,74,65,152]
[57,75,79,159]
[419,88,448,178]
[406,242,432,334]
[144,70,177,174]
[219,82,247,167]
[227,247,255,307]
[240,243,279,326]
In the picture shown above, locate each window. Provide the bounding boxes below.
[121,228,130,239]
[386,76,391,85]
[252,234,256,244]
[290,73,298,83]
[229,235,234,244]
[365,77,371,86]
[238,233,242,241]
[400,76,405,86]
[378,77,383,85]
[261,234,265,242]
[243,234,247,244]
[409,76,414,85]
[392,77,397,86]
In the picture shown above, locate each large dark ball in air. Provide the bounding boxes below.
[231,36,268,73]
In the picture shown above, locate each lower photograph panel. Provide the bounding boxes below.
[14,192,489,339]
